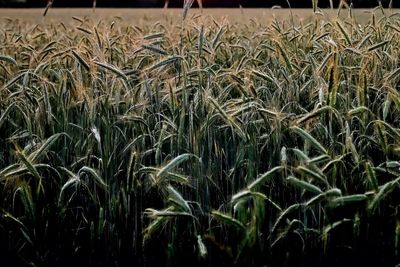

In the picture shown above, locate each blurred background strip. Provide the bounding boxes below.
[0,0,398,8]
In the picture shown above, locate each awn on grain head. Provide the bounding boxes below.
[164,0,203,8]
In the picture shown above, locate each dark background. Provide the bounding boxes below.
[0,0,397,8]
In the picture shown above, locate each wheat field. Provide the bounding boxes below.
[0,7,399,267]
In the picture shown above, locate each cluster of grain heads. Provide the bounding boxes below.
[1,7,400,267]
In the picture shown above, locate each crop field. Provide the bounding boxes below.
[0,6,400,267]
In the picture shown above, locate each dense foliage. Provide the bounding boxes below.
[0,8,400,267]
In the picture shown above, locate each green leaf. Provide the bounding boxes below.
[211,210,246,232]
[291,126,328,155]
[287,176,323,195]
[248,166,284,190]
